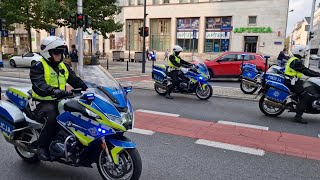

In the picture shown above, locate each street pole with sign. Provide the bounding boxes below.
[192,29,197,60]
[77,0,84,77]
[306,0,316,68]
[142,0,147,73]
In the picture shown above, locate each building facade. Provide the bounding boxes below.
[115,0,289,59]
[290,17,310,51]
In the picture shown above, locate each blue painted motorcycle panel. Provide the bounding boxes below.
[265,73,285,84]
[103,87,127,108]
[265,81,290,102]
[0,106,14,122]
[92,96,121,118]
[0,118,14,136]
[108,138,136,148]
[5,90,28,110]
[57,112,116,137]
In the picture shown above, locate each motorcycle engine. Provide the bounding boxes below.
[49,139,66,158]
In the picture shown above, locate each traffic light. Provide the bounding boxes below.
[144,27,149,37]
[84,15,93,29]
[309,31,315,41]
[69,14,77,29]
[77,13,84,27]
[139,27,143,37]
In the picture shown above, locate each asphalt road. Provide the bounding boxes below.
[128,89,320,138]
[1,129,320,180]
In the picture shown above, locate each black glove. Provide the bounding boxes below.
[52,89,71,99]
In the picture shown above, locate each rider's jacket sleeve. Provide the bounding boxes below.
[64,63,88,91]
[169,55,190,68]
[30,62,55,97]
[290,59,320,77]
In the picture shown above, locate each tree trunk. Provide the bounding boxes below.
[27,26,32,52]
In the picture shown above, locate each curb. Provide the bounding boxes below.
[130,85,260,102]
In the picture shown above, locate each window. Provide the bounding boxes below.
[248,16,257,25]
[153,0,160,4]
[219,54,237,62]
[128,0,135,5]
[191,0,199,2]
[180,0,189,3]
[176,18,199,52]
[138,0,144,5]
[23,52,34,57]
[150,19,171,51]
[126,20,143,51]
[109,34,116,50]
[236,54,255,61]
[163,0,170,3]
[205,39,229,52]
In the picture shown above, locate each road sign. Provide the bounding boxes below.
[1,30,8,37]
[193,30,197,39]
[221,25,233,32]
[49,28,55,36]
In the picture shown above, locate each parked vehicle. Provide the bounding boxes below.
[310,54,320,60]
[0,71,142,180]
[204,52,267,78]
[152,56,213,100]
[240,63,284,94]
[9,52,42,68]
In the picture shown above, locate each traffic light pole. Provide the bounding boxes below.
[77,0,84,77]
[142,0,146,73]
[305,0,316,68]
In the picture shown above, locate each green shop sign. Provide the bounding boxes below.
[234,27,272,33]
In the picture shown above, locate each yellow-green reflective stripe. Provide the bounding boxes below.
[78,101,127,132]
[111,146,124,165]
[1,132,9,138]
[7,87,28,99]
[71,130,94,146]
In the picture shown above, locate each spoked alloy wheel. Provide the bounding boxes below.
[154,84,167,96]
[97,148,142,180]
[15,129,39,163]
[259,95,285,117]
[195,84,213,100]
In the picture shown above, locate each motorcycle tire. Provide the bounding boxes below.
[196,84,213,100]
[259,95,285,117]
[240,80,258,94]
[154,83,167,96]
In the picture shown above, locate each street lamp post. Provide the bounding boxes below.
[142,0,147,73]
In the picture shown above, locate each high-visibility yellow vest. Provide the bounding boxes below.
[168,54,181,68]
[285,57,302,78]
[32,59,69,100]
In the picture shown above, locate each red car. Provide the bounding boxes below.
[204,52,268,78]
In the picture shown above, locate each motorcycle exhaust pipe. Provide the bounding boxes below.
[264,99,284,109]
[242,79,259,87]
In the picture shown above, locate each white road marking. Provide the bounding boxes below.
[217,120,269,130]
[128,128,155,135]
[318,134,320,138]
[195,139,265,156]
[136,109,180,117]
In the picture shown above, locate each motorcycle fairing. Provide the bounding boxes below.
[264,73,285,84]
[5,87,29,110]
[0,100,25,137]
[265,81,290,102]
[108,137,137,165]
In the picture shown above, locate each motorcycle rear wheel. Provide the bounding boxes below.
[154,84,167,96]
[259,95,285,117]
[15,129,40,163]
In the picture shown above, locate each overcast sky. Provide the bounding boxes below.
[287,0,320,35]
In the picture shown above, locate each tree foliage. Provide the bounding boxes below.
[0,0,123,51]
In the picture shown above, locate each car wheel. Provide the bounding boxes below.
[31,60,37,67]
[9,59,16,67]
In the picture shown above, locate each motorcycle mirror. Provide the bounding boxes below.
[123,86,133,94]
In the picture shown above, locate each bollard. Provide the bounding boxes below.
[107,59,109,70]
[127,61,129,71]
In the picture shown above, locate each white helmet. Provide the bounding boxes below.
[40,36,67,61]
[291,45,309,59]
[172,45,183,53]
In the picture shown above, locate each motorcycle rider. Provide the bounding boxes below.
[30,36,88,160]
[285,45,320,124]
[166,45,192,99]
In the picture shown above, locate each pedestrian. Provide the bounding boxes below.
[146,49,150,61]
[277,48,289,67]
[164,49,169,61]
[70,44,78,72]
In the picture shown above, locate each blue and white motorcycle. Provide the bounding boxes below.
[0,71,142,180]
[240,63,285,94]
[152,56,213,100]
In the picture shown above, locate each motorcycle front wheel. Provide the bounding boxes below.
[195,84,213,100]
[97,148,142,180]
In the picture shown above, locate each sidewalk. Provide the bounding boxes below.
[0,65,258,101]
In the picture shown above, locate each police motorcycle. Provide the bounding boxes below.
[240,55,285,94]
[152,56,213,100]
[257,54,320,117]
[0,71,142,180]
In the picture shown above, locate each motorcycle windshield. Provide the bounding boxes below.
[82,67,128,110]
[191,56,210,78]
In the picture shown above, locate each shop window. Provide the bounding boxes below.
[177,39,198,52]
[191,0,199,2]
[248,16,257,26]
[151,19,171,51]
[205,17,231,52]
[109,34,116,50]
[180,0,189,3]
[163,0,170,3]
[176,18,199,52]
[126,20,143,51]
[128,0,135,5]
[205,39,229,52]
[138,0,144,5]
